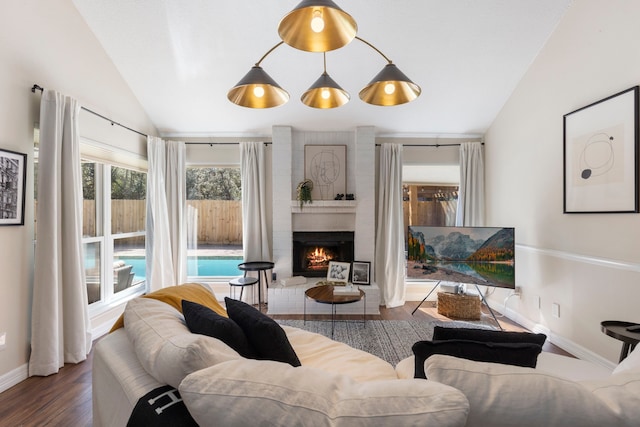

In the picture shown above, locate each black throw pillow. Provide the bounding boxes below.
[432,326,547,347]
[181,300,256,358]
[412,339,543,379]
[224,297,301,367]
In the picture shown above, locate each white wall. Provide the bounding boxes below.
[0,0,156,388]
[485,0,640,366]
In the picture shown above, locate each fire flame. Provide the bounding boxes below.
[306,247,334,269]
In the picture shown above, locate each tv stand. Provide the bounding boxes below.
[412,282,503,331]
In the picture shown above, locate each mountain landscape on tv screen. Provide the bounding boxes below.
[407,226,515,288]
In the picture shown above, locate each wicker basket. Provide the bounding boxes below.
[437,292,481,320]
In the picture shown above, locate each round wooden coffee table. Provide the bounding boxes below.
[304,285,365,337]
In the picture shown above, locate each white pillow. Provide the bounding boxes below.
[580,371,640,425]
[180,358,470,427]
[613,345,640,375]
[124,297,241,388]
[425,354,626,427]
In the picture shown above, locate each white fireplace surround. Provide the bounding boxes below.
[269,126,380,314]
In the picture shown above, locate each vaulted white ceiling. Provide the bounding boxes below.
[71,0,571,138]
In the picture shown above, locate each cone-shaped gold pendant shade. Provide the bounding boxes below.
[301,72,350,108]
[227,65,290,108]
[278,0,357,52]
[359,63,421,106]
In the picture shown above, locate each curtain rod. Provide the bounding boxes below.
[31,84,148,138]
[376,142,484,147]
[184,142,272,146]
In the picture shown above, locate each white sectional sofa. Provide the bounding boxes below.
[94,283,640,426]
[395,339,640,427]
[93,284,469,426]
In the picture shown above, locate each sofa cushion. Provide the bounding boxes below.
[412,339,543,378]
[225,297,301,367]
[281,325,397,382]
[613,345,640,375]
[180,358,470,427]
[433,326,547,346]
[581,371,640,426]
[182,300,256,358]
[124,297,241,388]
[425,354,627,427]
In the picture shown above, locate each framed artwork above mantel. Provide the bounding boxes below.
[304,145,346,201]
[563,86,639,213]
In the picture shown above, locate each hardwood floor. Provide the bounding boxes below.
[0,301,569,426]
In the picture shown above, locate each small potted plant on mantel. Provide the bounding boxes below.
[296,179,313,209]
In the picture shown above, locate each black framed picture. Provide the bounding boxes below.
[351,261,370,285]
[563,86,639,213]
[0,148,27,226]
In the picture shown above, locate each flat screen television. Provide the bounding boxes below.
[407,226,515,289]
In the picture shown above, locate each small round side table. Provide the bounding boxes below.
[601,320,640,362]
[237,261,274,313]
[228,276,259,302]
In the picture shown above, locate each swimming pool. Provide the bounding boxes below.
[119,256,243,279]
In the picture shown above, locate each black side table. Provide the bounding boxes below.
[601,320,640,362]
[237,261,274,313]
[229,276,259,302]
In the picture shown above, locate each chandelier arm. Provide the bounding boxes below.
[355,36,392,64]
[255,41,285,66]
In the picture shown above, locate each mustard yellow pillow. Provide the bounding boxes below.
[110,283,226,332]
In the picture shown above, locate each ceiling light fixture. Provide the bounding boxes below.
[278,0,357,52]
[227,1,420,109]
[301,53,349,109]
[226,42,290,109]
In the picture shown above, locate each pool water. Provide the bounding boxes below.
[119,256,243,279]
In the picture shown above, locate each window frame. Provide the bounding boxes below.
[85,160,147,315]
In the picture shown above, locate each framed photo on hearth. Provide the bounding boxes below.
[327,261,350,283]
[351,261,370,285]
[0,148,27,226]
[563,86,639,213]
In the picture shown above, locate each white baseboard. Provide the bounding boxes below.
[498,302,616,371]
[0,363,28,394]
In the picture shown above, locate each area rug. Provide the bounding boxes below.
[277,319,497,367]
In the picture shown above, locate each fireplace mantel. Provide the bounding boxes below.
[290,200,357,214]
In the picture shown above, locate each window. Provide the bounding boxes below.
[403,163,459,281]
[84,161,146,306]
[403,184,459,228]
[186,167,243,278]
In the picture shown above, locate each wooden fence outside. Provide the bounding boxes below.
[82,200,243,245]
[79,199,450,246]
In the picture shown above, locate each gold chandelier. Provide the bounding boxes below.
[227,0,421,109]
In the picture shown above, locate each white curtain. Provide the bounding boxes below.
[240,142,271,303]
[375,144,406,308]
[29,89,91,377]
[456,142,485,226]
[146,137,178,291]
[165,141,187,284]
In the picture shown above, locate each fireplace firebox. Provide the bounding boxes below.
[292,231,354,277]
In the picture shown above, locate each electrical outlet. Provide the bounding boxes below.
[0,332,6,350]
[552,303,560,318]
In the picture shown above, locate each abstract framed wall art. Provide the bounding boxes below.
[304,145,346,200]
[563,86,639,213]
[0,148,27,225]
